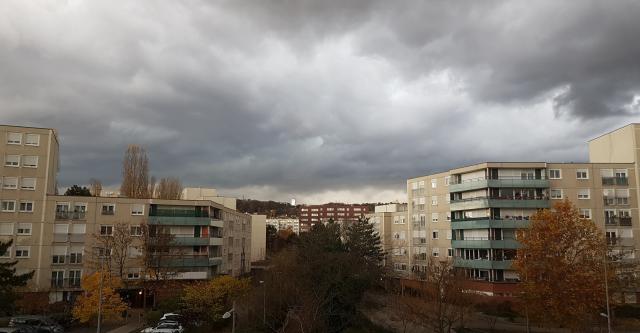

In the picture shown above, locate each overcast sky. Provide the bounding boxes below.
[2,1,640,204]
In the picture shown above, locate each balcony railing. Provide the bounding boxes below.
[150,208,209,218]
[603,197,629,206]
[55,211,87,220]
[602,177,629,186]
[50,278,81,289]
[605,217,632,226]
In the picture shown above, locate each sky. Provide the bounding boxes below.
[1,1,640,204]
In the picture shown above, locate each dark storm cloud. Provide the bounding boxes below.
[1,1,639,203]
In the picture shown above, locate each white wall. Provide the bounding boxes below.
[250,215,266,262]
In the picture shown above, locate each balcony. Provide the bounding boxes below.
[450,177,549,193]
[603,197,629,206]
[149,208,209,218]
[451,238,520,249]
[148,216,211,226]
[450,197,549,211]
[53,233,68,243]
[454,258,513,270]
[209,237,223,246]
[602,177,629,186]
[210,219,224,228]
[55,212,86,220]
[605,217,633,226]
[451,217,531,230]
[208,257,223,266]
[173,237,209,246]
[50,278,82,289]
[165,256,210,267]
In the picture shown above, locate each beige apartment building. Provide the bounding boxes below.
[266,218,300,234]
[399,124,640,298]
[0,125,253,303]
[366,204,410,276]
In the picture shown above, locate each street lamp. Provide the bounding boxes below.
[259,280,266,326]
[222,300,236,333]
[97,256,104,333]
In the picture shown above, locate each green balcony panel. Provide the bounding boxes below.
[449,179,489,193]
[148,216,211,226]
[209,257,223,266]
[173,237,209,246]
[164,256,210,267]
[450,198,490,211]
[451,219,531,230]
[209,237,223,246]
[488,199,550,209]
[210,219,224,228]
[487,179,549,188]
[454,258,513,270]
[451,239,520,249]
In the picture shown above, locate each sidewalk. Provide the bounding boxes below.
[105,322,141,333]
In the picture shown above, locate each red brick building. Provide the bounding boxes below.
[298,203,370,232]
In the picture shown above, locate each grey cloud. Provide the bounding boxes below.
[0,1,639,203]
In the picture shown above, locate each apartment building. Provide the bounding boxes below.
[266,218,300,234]
[0,125,252,303]
[298,203,369,232]
[366,204,410,275]
[402,124,640,298]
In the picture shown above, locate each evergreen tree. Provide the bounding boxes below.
[345,216,385,268]
[64,184,92,196]
[0,239,34,315]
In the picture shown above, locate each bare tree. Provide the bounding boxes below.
[156,177,183,200]
[120,145,150,198]
[140,224,178,307]
[89,178,102,197]
[93,223,134,279]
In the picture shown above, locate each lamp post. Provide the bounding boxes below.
[259,280,266,326]
[603,248,612,333]
[222,300,236,333]
[97,256,104,333]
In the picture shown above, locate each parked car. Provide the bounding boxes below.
[8,316,63,333]
[158,313,182,324]
[141,321,184,333]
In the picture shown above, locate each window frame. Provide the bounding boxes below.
[24,134,40,146]
[131,204,145,216]
[550,189,563,199]
[577,188,590,200]
[576,169,589,180]
[4,155,20,167]
[19,201,34,213]
[15,246,30,258]
[100,225,114,236]
[549,169,562,179]
[20,178,36,191]
[7,132,22,145]
[2,177,18,190]
[1,200,16,212]
[16,223,32,235]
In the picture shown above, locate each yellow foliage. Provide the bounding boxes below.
[514,200,607,331]
[72,271,129,323]
[181,275,251,324]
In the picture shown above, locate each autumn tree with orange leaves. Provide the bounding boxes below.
[514,200,609,332]
[72,271,128,323]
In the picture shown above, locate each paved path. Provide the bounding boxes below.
[105,322,141,333]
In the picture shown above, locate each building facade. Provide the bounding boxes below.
[298,203,369,232]
[0,125,252,302]
[366,204,410,275]
[266,218,300,234]
[399,124,640,298]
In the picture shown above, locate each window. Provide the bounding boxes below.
[68,270,81,287]
[445,176,450,186]
[447,248,454,257]
[69,249,83,264]
[71,224,86,234]
[432,248,440,257]
[1,200,16,212]
[579,209,591,219]
[15,246,30,258]
[16,223,31,235]
[2,177,17,189]
[54,224,69,234]
[19,201,34,213]
[431,213,439,223]
[130,226,142,236]
[550,189,563,199]
[446,212,451,221]
[21,156,38,168]
[4,155,19,167]
[127,269,141,280]
[20,178,36,190]
[100,225,113,236]
[25,134,40,146]
[51,271,64,287]
[431,179,437,188]
[615,169,628,178]
[431,196,438,206]
[131,204,144,216]
[97,247,112,257]
[432,230,439,239]
[576,169,588,179]
[549,169,561,179]
[7,132,21,144]
[102,204,115,215]
[577,189,590,200]
[0,223,12,235]
[52,247,66,264]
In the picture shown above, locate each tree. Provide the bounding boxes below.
[181,276,251,326]
[120,144,150,198]
[344,216,385,276]
[156,177,183,200]
[72,271,128,323]
[140,224,178,308]
[0,240,34,315]
[64,185,92,196]
[89,178,102,196]
[514,200,607,332]
[266,224,278,254]
[93,223,134,279]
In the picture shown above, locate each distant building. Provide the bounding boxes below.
[298,203,369,232]
[366,204,409,275]
[266,218,300,234]
[250,215,266,262]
